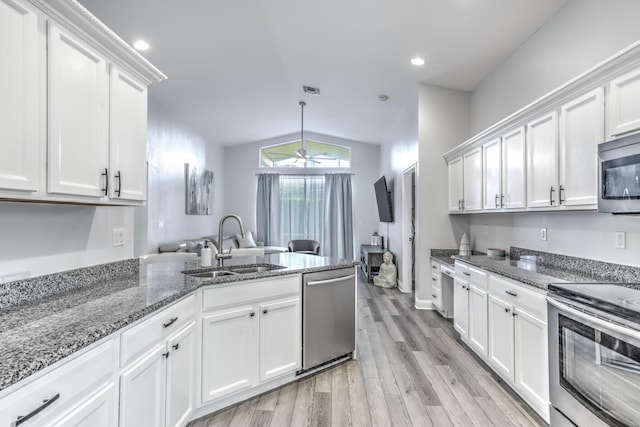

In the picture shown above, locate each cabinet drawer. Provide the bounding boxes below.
[203,275,301,312]
[0,339,116,427]
[489,274,546,319]
[121,294,195,366]
[455,262,487,289]
[430,260,441,274]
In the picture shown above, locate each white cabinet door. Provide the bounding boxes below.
[201,305,258,403]
[259,297,301,382]
[607,67,640,138]
[487,295,515,381]
[514,307,549,419]
[527,112,558,208]
[50,383,116,427]
[109,66,148,202]
[482,138,501,210]
[448,156,464,212]
[453,278,468,339]
[47,22,109,198]
[501,127,526,209]
[166,321,196,427]
[559,88,603,208]
[119,344,166,427]
[468,284,488,356]
[463,147,483,211]
[0,0,40,193]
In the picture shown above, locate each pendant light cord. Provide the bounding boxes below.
[299,101,306,151]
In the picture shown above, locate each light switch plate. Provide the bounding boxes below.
[113,228,125,247]
[540,228,547,241]
[616,231,626,249]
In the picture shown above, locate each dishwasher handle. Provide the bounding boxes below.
[307,274,355,286]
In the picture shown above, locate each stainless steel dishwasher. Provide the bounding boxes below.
[302,267,356,371]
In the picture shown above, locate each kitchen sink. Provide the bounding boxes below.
[182,263,286,279]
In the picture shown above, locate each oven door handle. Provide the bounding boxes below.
[547,297,640,342]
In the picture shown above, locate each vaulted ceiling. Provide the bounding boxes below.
[79,0,570,146]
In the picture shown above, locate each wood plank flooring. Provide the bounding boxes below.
[188,273,547,427]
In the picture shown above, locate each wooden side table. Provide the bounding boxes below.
[360,245,394,282]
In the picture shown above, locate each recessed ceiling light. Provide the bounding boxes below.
[410,57,425,66]
[133,40,150,51]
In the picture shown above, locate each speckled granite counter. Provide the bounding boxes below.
[0,253,358,393]
[429,249,457,267]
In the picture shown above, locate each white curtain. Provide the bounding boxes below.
[256,173,280,245]
[323,173,353,259]
[279,175,324,247]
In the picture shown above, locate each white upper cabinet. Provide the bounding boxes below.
[607,67,640,139]
[482,138,501,210]
[109,66,148,202]
[526,112,558,208]
[47,22,109,198]
[501,127,526,209]
[559,88,604,208]
[448,156,464,212]
[463,147,483,211]
[0,0,41,193]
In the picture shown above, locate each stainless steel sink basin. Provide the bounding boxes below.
[183,264,286,279]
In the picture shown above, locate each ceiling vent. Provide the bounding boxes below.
[302,85,320,95]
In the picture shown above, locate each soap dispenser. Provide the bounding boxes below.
[201,241,212,267]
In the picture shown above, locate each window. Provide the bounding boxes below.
[279,175,324,244]
[260,140,350,168]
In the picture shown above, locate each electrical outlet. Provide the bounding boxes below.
[616,231,626,249]
[540,228,547,241]
[158,220,165,229]
[113,228,125,247]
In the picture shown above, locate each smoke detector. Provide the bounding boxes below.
[302,85,320,95]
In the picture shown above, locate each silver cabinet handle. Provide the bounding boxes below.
[505,290,518,297]
[463,272,471,276]
[549,186,555,205]
[172,343,179,350]
[500,194,505,207]
[432,277,437,281]
[101,168,108,196]
[559,185,565,205]
[14,394,60,426]
[163,317,178,328]
[495,194,499,209]
[504,308,511,313]
[115,171,122,197]
[307,274,355,286]
[432,294,437,298]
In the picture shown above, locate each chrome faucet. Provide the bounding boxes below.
[215,214,246,266]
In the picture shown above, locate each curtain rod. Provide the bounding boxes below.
[255,173,355,176]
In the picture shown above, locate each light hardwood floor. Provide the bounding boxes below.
[188,273,547,427]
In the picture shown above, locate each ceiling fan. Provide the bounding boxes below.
[268,101,336,166]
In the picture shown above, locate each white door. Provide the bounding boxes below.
[400,165,416,293]
[487,295,515,380]
[514,307,549,419]
[527,112,559,208]
[0,0,40,192]
[109,66,148,202]
[259,297,301,382]
[482,138,501,210]
[463,147,483,211]
[453,278,469,339]
[119,345,166,427]
[201,306,258,402]
[468,284,488,357]
[559,88,603,208]
[607,67,640,138]
[47,22,109,198]
[50,383,116,427]
[501,127,526,209]
[166,321,196,427]
[448,156,464,212]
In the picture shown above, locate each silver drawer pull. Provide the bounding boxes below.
[307,275,355,286]
[14,393,60,426]
[163,317,178,328]
[432,277,437,281]
[505,290,518,297]
[432,294,437,298]
[463,272,471,276]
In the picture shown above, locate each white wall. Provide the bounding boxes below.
[467,0,640,268]
[223,131,380,259]
[144,103,225,254]
[0,202,133,280]
[471,0,640,134]
[416,84,471,304]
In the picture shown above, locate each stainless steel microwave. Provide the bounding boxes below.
[598,133,640,213]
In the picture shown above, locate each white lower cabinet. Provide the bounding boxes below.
[468,284,488,357]
[453,278,469,338]
[201,276,302,405]
[488,295,515,380]
[119,321,196,427]
[50,383,116,427]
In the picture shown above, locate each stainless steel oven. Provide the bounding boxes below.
[599,133,640,213]
[547,283,640,426]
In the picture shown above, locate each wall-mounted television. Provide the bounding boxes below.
[374,176,393,222]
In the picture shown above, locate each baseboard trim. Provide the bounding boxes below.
[397,279,412,293]
[414,297,435,310]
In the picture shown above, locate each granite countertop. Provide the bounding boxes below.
[451,255,598,290]
[0,253,358,393]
